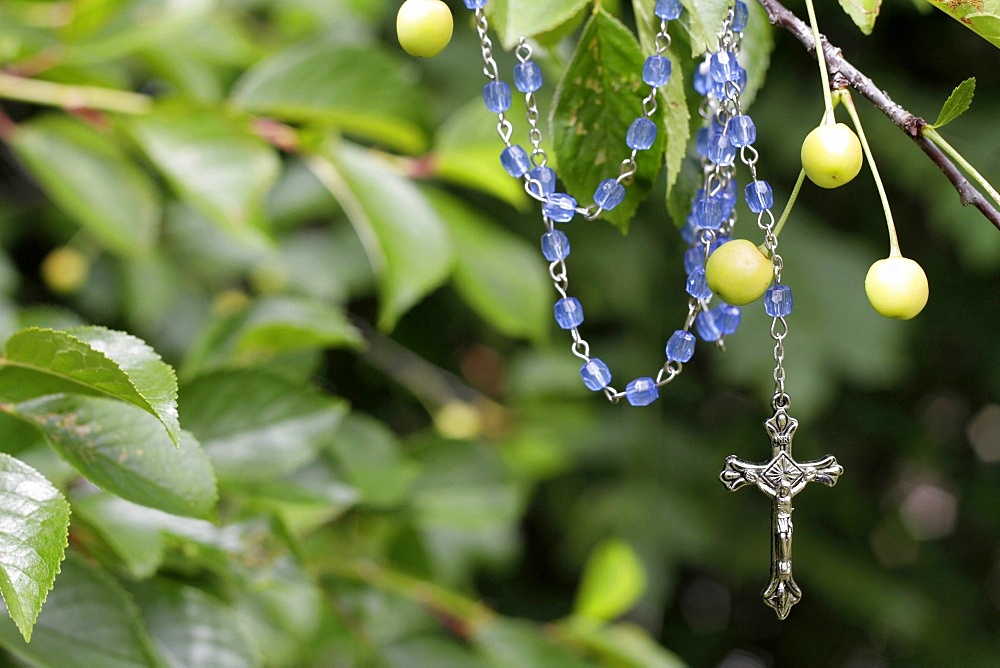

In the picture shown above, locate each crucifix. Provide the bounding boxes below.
[719,406,843,619]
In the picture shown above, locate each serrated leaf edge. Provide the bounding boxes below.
[930,77,976,129]
[0,455,70,642]
[3,327,180,446]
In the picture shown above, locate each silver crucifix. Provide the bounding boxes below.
[719,406,843,619]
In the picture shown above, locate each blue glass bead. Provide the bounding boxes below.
[626,117,657,150]
[643,55,672,87]
[544,193,577,223]
[717,303,742,335]
[581,358,612,391]
[765,284,793,317]
[501,145,531,177]
[463,0,488,7]
[745,180,774,213]
[625,377,659,406]
[696,309,722,342]
[729,114,756,147]
[693,196,723,230]
[541,230,570,261]
[708,130,736,166]
[527,166,556,198]
[717,181,738,217]
[695,127,710,156]
[686,267,713,300]
[693,59,711,96]
[594,178,626,211]
[483,81,512,113]
[733,0,749,32]
[554,297,584,329]
[655,0,683,20]
[514,61,543,93]
[710,50,742,83]
[684,245,704,274]
[680,217,697,245]
[665,330,696,363]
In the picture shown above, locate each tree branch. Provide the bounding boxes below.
[756,0,1000,231]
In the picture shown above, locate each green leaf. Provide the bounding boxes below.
[0,553,162,667]
[0,454,69,642]
[11,395,217,519]
[231,41,427,153]
[433,98,530,209]
[129,104,280,245]
[738,0,776,107]
[559,620,687,668]
[839,0,882,34]
[312,140,454,330]
[185,295,364,373]
[410,440,522,530]
[9,114,160,255]
[0,326,181,445]
[327,413,419,508]
[426,190,549,341]
[474,618,590,667]
[573,537,647,621]
[133,579,259,668]
[231,557,323,665]
[634,0,692,198]
[381,635,487,667]
[179,369,347,482]
[490,0,592,50]
[552,9,665,231]
[230,296,364,362]
[70,490,248,579]
[931,77,976,128]
[679,0,731,54]
[924,1,1000,49]
[71,492,169,578]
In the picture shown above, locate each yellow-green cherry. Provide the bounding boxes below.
[864,255,929,319]
[396,0,453,58]
[705,239,774,306]
[800,122,863,188]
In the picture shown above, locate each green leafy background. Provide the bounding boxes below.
[0,0,997,664]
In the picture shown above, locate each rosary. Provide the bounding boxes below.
[448,0,843,619]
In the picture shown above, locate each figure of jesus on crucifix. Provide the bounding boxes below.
[720,406,844,619]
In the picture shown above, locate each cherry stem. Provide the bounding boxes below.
[803,0,834,123]
[839,89,901,257]
[922,126,1000,208]
[756,0,1000,232]
[761,168,806,256]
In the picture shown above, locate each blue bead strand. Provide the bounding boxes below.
[468,0,705,405]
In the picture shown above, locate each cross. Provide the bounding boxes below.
[719,407,843,619]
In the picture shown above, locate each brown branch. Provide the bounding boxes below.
[756,0,1000,231]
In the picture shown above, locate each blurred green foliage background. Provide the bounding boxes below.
[0,0,998,665]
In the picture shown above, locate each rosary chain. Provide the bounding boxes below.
[467,1,758,406]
